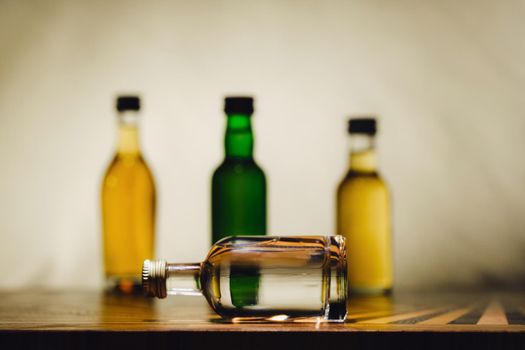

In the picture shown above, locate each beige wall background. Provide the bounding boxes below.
[0,0,524,290]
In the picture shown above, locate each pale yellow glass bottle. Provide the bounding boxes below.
[336,118,392,295]
[101,96,156,294]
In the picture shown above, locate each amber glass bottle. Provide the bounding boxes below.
[336,118,392,295]
[101,96,156,294]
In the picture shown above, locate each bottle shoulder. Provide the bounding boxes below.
[338,170,388,190]
[103,153,155,181]
[213,158,266,176]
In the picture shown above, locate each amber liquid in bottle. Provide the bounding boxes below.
[101,102,156,294]
[336,125,392,295]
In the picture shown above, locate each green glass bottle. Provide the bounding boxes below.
[211,96,267,307]
[212,97,266,242]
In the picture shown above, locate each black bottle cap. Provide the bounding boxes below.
[224,96,254,115]
[348,117,377,135]
[116,95,141,112]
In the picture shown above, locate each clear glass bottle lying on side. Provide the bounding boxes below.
[143,235,347,322]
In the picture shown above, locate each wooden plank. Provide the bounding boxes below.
[356,307,443,324]
[419,307,472,325]
[478,299,508,325]
[346,310,395,321]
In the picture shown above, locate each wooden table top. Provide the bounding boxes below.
[1,291,524,349]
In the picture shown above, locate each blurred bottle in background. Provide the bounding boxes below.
[211,96,267,307]
[101,95,156,294]
[211,97,266,242]
[336,117,392,295]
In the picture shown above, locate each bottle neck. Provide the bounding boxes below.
[143,260,202,298]
[348,134,378,173]
[165,263,202,296]
[224,114,253,159]
[116,111,140,155]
